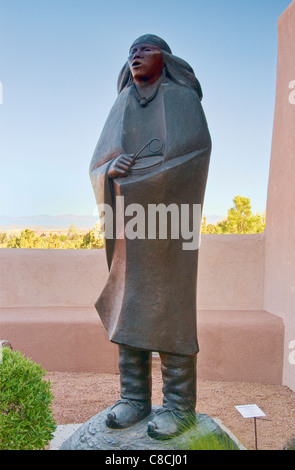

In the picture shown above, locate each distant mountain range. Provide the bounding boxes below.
[0,214,99,230]
[0,213,223,231]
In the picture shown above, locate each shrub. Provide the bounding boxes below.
[0,347,56,450]
[182,431,240,450]
[283,437,295,450]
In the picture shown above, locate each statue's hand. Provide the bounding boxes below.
[108,154,135,179]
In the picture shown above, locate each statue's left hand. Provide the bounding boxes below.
[108,154,135,179]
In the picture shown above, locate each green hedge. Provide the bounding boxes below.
[0,347,56,450]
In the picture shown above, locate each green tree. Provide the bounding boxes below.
[1,225,105,249]
[201,196,265,234]
[47,232,63,249]
[67,223,79,240]
[80,229,104,249]
[7,229,37,248]
[0,232,7,246]
[93,221,104,241]
[217,195,265,234]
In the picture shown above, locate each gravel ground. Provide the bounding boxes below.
[46,361,295,451]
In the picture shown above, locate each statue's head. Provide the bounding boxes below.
[117,34,203,101]
[128,35,166,86]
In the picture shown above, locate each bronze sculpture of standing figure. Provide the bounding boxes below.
[89,34,211,439]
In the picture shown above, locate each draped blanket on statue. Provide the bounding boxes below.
[89,79,211,355]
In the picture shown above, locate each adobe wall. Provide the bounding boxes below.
[2,235,283,384]
[264,0,295,390]
[0,233,265,311]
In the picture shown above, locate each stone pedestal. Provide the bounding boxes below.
[60,406,241,450]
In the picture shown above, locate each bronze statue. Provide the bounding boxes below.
[89,34,211,439]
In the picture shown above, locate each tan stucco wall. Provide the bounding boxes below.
[198,233,265,311]
[0,248,108,308]
[264,0,295,391]
[1,235,284,383]
[0,233,265,311]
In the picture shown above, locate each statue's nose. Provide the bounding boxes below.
[133,50,143,59]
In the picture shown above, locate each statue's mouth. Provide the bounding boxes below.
[132,60,142,68]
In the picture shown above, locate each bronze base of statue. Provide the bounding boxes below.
[59,406,240,450]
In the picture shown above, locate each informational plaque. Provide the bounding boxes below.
[235,404,266,419]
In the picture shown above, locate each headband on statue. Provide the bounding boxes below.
[130,34,172,54]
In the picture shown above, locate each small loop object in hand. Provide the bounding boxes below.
[132,138,163,161]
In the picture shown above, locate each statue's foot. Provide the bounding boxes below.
[106,399,151,429]
[147,407,196,440]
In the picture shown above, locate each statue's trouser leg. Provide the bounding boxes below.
[106,345,152,428]
[147,353,197,438]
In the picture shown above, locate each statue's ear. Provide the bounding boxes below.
[117,62,133,94]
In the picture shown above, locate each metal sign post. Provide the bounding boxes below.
[235,404,266,450]
[253,417,258,450]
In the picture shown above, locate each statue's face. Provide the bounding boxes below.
[128,42,164,85]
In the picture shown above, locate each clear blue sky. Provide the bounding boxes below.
[0,0,292,220]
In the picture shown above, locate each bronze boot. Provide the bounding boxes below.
[147,353,196,439]
[106,345,152,428]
